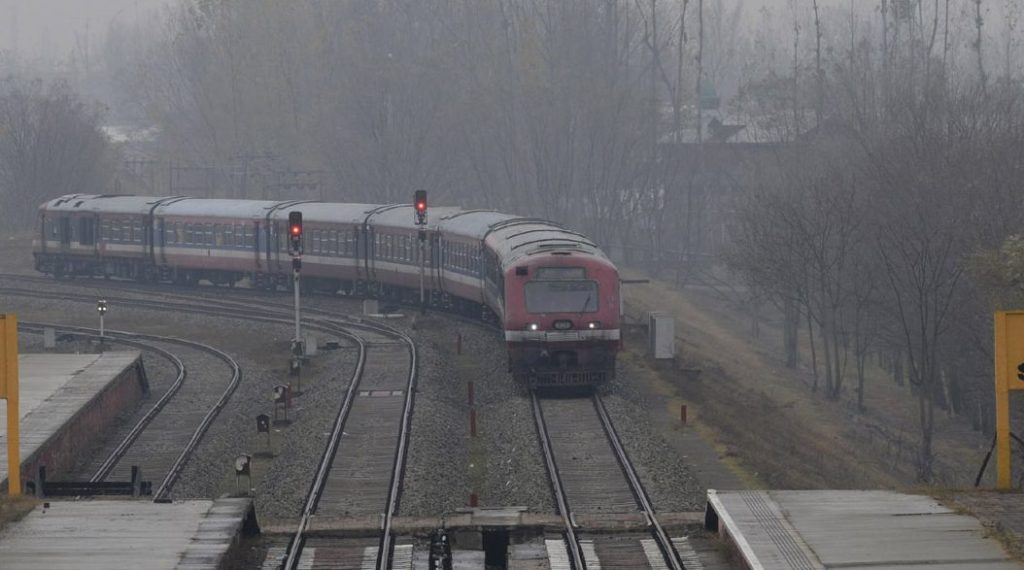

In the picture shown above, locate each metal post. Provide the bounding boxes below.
[97,300,107,347]
[293,268,301,344]
[419,235,426,314]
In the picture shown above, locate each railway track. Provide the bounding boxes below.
[17,320,240,501]
[281,317,418,570]
[3,279,421,569]
[532,392,691,570]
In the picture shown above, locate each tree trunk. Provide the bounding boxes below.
[806,309,819,392]
[784,296,800,368]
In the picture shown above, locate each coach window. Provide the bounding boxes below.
[242,225,252,249]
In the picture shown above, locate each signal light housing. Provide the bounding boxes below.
[414,190,427,225]
[288,211,303,255]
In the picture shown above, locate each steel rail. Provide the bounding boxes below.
[282,329,367,570]
[0,272,504,332]
[6,280,421,568]
[16,324,187,483]
[592,395,686,570]
[17,320,242,501]
[375,325,418,570]
[531,391,587,570]
[281,317,417,570]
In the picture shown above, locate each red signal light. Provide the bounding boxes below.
[288,211,303,254]
[413,190,428,225]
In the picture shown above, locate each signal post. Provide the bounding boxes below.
[994,311,1024,488]
[288,212,303,358]
[414,190,428,314]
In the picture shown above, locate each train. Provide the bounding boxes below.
[32,194,621,387]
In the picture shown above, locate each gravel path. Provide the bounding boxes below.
[400,313,552,515]
[602,359,706,512]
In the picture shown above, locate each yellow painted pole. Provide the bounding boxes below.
[1,314,20,496]
[995,312,1012,489]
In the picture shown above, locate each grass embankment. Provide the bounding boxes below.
[622,268,992,490]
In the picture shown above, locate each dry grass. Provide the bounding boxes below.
[620,267,991,490]
[0,494,37,533]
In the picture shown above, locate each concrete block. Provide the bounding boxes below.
[648,311,675,359]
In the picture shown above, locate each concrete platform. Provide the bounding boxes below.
[0,497,255,569]
[0,352,146,490]
[706,489,1024,569]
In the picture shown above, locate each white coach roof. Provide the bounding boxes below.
[156,198,283,219]
[42,194,167,215]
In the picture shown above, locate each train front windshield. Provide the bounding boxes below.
[525,280,598,313]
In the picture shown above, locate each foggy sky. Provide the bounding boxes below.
[1,0,168,62]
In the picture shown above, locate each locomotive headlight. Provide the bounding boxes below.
[587,321,601,330]
[526,323,540,331]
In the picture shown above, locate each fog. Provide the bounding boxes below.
[2,0,1024,484]
[0,0,168,61]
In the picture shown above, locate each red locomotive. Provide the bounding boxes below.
[33,195,621,386]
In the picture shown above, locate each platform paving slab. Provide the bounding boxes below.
[707,489,1024,569]
[0,352,143,487]
[0,497,253,570]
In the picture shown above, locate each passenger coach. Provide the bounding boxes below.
[33,194,621,387]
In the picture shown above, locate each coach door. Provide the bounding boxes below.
[253,221,261,269]
[58,217,71,250]
[365,226,376,280]
[157,218,167,263]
